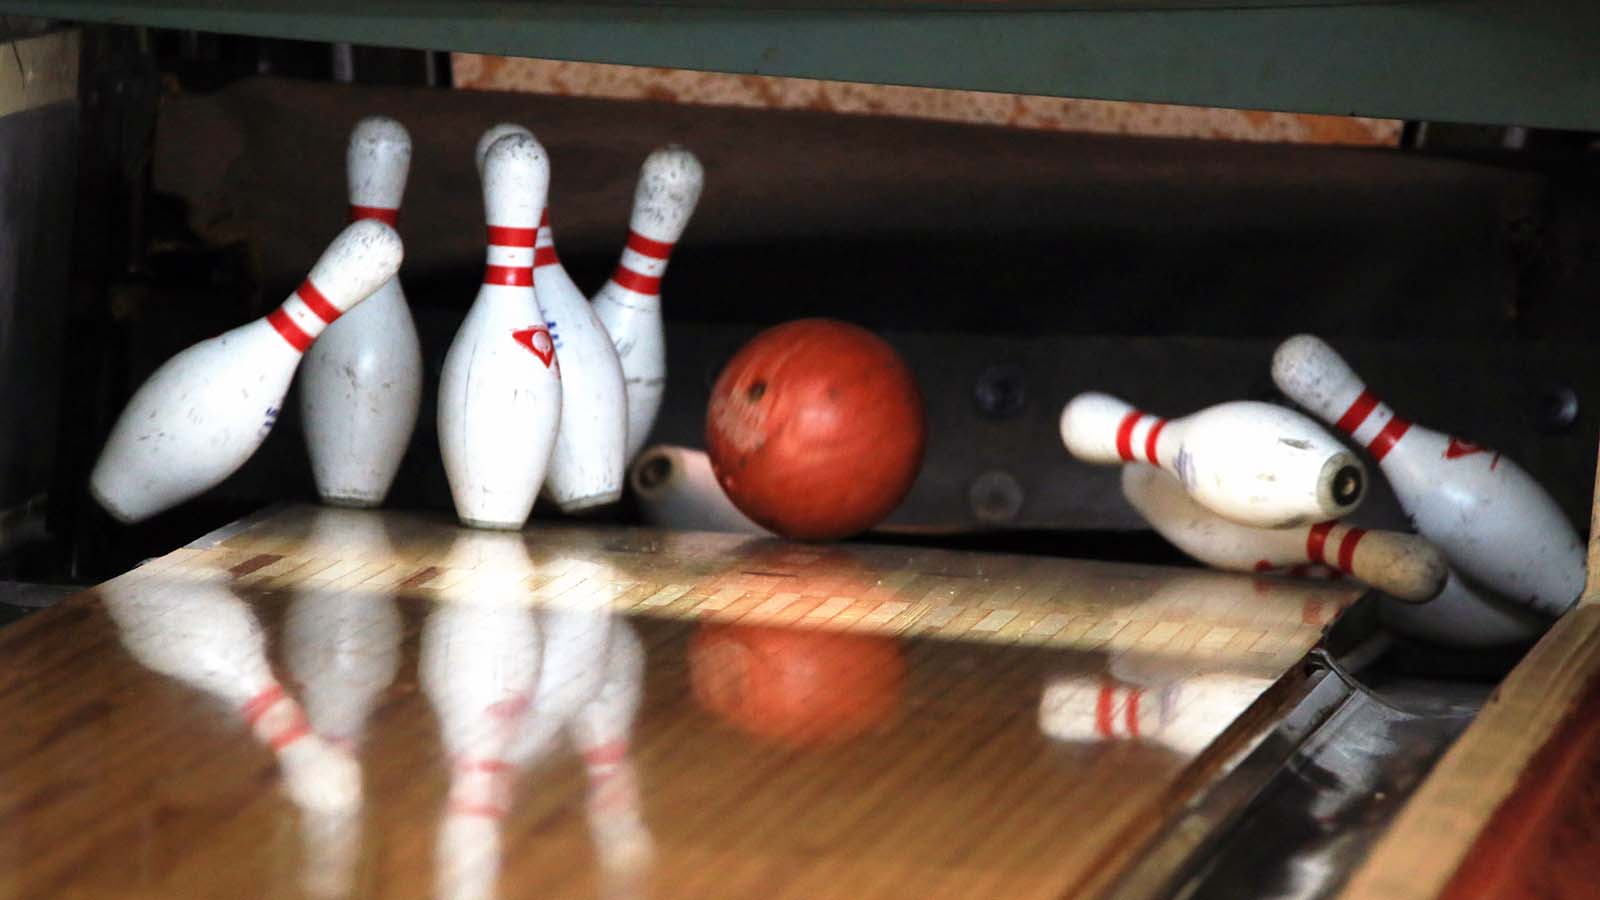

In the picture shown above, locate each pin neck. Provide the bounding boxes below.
[1333,389,1412,462]
[1113,410,1167,466]
[349,204,399,226]
[608,230,675,296]
[484,224,537,287]
[266,279,343,353]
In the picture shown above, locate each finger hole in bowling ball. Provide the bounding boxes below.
[1331,465,1363,506]
[747,381,766,401]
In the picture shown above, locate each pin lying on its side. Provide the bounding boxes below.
[1272,334,1585,616]
[91,219,403,523]
[630,444,769,536]
[301,115,424,510]
[1059,391,1366,529]
[593,146,705,464]
[1122,465,1446,602]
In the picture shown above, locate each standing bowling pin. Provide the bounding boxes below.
[593,146,704,463]
[474,122,628,511]
[439,132,562,530]
[1273,335,1585,616]
[1060,391,1366,528]
[301,116,424,509]
[91,220,403,523]
[1122,465,1447,602]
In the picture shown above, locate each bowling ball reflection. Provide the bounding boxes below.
[689,623,905,747]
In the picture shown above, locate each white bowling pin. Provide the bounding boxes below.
[1379,570,1549,648]
[1060,391,1366,528]
[100,568,361,814]
[592,146,704,463]
[474,123,628,511]
[439,132,563,530]
[630,444,769,535]
[91,220,403,523]
[1121,465,1447,602]
[1273,334,1585,616]
[301,116,424,509]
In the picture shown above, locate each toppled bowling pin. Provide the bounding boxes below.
[630,444,769,535]
[1122,465,1446,602]
[99,568,361,814]
[1059,391,1366,528]
[593,146,704,463]
[91,220,403,523]
[1273,334,1584,616]
[301,116,424,509]
[439,131,563,530]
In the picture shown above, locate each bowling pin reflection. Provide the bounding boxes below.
[421,532,650,900]
[282,509,406,898]
[1039,651,1273,757]
[99,568,363,815]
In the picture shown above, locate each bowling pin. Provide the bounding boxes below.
[1122,465,1447,602]
[1379,571,1549,649]
[1272,334,1584,616]
[1060,391,1366,528]
[473,122,629,511]
[91,220,402,523]
[439,131,562,530]
[301,116,424,509]
[100,567,361,814]
[630,444,769,535]
[593,146,705,463]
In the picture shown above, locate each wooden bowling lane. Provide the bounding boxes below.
[0,506,1359,899]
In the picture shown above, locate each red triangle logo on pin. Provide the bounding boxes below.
[1444,437,1501,469]
[512,326,558,369]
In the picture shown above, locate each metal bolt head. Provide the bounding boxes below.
[969,470,1024,524]
[974,363,1026,419]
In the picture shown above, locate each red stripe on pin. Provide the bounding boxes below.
[534,246,560,268]
[1115,412,1142,462]
[486,225,537,247]
[1305,520,1336,564]
[266,308,313,352]
[267,717,311,751]
[540,210,550,228]
[1125,688,1141,738]
[1369,417,1411,461]
[1337,528,1366,573]
[1336,390,1379,435]
[484,265,534,287]
[1096,682,1116,737]
[610,266,662,294]
[295,280,341,324]
[626,230,674,259]
[1144,419,1166,466]
[242,685,286,726]
[349,205,398,226]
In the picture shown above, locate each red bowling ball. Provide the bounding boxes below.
[705,319,925,541]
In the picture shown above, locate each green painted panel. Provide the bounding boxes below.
[5,0,1598,129]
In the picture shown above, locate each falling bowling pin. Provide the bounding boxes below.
[301,116,424,509]
[1272,334,1585,616]
[91,220,402,523]
[593,146,704,463]
[1121,465,1447,602]
[1060,391,1366,528]
[438,131,562,530]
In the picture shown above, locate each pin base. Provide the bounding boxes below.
[555,488,624,514]
[318,495,384,510]
[456,517,528,532]
[88,481,146,525]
